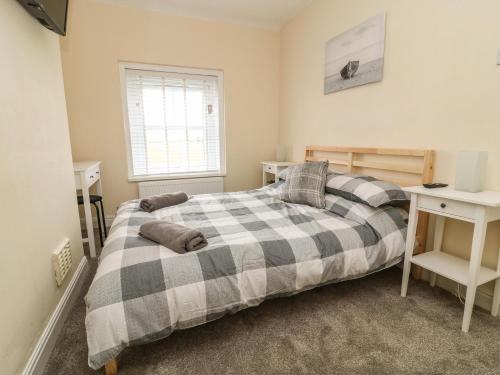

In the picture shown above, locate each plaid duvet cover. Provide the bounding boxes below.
[85,184,408,369]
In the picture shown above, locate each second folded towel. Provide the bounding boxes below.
[139,220,208,253]
[139,192,189,212]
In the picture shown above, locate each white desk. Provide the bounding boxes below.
[401,185,500,332]
[74,161,102,258]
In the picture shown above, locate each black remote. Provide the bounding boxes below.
[423,183,448,189]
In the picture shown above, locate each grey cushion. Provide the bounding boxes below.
[325,173,409,207]
[280,161,329,208]
[279,167,334,181]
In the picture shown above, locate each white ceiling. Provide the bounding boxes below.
[98,0,312,30]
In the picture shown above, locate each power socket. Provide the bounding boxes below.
[497,47,500,65]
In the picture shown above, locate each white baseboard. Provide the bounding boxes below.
[421,270,494,312]
[80,215,115,230]
[397,263,494,312]
[21,257,90,375]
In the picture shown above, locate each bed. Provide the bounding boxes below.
[85,146,434,374]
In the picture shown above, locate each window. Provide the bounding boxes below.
[120,63,225,181]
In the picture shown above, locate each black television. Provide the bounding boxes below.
[17,0,69,36]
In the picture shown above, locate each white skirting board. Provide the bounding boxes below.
[397,263,493,311]
[21,257,90,375]
[420,269,494,312]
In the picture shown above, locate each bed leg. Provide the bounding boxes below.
[105,358,117,375]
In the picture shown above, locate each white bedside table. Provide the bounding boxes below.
[261,161,297,186]
[401,185,500,332]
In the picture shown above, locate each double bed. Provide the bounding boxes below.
[85,146,434,374]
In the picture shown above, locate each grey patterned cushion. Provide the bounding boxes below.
[325,173,409,207]
[280,161,328,208]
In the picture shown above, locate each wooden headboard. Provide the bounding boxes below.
[305,146,434,272]
[305,146,434,186]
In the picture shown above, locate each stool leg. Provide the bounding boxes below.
[92,202,104,247]
[99,200,108,238]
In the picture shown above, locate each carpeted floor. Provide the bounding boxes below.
[43,251,500,375]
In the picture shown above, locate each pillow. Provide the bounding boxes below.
[325,173,409,207]
[279,167,335,181]
[280,161,329,208]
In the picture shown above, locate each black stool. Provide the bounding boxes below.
[77,195,107,247]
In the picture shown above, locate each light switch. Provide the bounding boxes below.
[497,47,500,65]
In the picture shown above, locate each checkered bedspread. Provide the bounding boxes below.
[85,184,408,369]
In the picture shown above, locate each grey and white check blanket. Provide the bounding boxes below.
[85,184,408,369]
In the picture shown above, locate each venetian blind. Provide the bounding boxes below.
[125,68,223,178]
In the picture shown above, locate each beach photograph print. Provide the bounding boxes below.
[324,13,386,94]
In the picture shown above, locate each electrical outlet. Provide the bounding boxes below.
[497,47,500,65]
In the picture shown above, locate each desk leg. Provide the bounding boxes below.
[462,209,487,332]
[81,175,96,258]
[492,246,500,317]
[95,177,105,237]
[493,279,500,317]
[401,194,418,297]
[430,216,446,287]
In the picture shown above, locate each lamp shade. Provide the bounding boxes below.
[455,151,488,193]
[276,144,286,162]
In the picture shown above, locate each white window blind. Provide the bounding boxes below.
[122,65,224,180]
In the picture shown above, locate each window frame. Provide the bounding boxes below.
[119,62,226,182]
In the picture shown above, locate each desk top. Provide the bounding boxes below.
[404,185,500,207]
[260,161,297,167]
[73,161,101,173]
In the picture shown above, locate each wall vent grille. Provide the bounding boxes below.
[52,238,72,287]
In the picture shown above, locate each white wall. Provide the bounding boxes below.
[0,2,84,374]
[60,0,281,214]
[280,0,500,296]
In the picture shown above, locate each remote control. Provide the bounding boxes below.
[423,183,448,189]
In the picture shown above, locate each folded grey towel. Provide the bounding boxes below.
[139,220,208,253]
[139,192,189,212]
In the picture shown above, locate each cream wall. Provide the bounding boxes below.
[60,0,281,214]
[60,0,500,301]
[0,1,84,374]
[280,0,500,295]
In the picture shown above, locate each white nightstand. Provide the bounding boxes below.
[401,185,500,332]
[261,161,297,186]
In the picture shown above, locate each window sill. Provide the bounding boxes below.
[128,172,226,183]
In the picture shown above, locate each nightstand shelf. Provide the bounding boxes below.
[411,251,500,286]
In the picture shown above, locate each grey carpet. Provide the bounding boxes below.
[43,256,500,375]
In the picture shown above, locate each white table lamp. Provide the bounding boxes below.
[455,151,488,193]
[276,144,286,162]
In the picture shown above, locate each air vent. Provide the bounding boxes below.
[52,238,72,287]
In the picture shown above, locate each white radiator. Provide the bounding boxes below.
[138,177,224,198]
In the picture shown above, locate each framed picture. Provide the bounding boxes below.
[324,13,386,94]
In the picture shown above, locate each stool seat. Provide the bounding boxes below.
[77,194,107,247]
[77,195,103,205]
